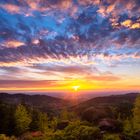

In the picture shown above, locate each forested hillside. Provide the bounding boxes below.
[0,93,71,115]
[0,93,140,140]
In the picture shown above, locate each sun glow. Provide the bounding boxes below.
[72,85,80,91]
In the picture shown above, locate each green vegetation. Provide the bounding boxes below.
[30,110,48,132]
[133,95,140,132]
[103,134,121,140]
[0,134,16,140]
[0,93,140,139]
[14,104,32,135]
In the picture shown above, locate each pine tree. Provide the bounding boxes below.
[14,104,31,135]
[30,110,48,132]
[60,109,69,121]
[123,118,134,136]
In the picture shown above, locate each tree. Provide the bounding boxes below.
[50,117,59,130]
[60,108,79,122]
[30,109,48,132]
[14,104,31,135]
[123,118,134,138]
[133,95,140,132]
[0,103,15,135]
[60,109,69,121]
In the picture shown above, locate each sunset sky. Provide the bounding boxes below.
[0,0,140,93]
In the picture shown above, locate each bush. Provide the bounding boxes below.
[0,134,16,140]
[0,134,9,140]
[103,134,121,140]
[63,121,100,140]
[51,130,65,140]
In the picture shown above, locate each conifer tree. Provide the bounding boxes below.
[14,104,31,135]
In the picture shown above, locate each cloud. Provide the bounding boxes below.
[131,23,140,29]
[121,19,140,29]
[86,74,121,81]
[78,0,100,6]
[0,4,20,14]
[1,40,25,48]
[0,80,60,89]
[32,39,40,45]
[0,63,121,83]
[0,0,139,91]
[121,19,132,28]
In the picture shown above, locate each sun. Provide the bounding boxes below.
[72,85,80,91]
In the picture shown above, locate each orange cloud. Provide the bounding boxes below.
[121,19,132,27]
[97,3,116,17]
[0,4,20,14]
[97,6,106,17]
[121,20,140,29]
[26,0,38,10]
[60,0,72,9]
[106,4,115,13]
[2,40,25,48]
[131,23,140,29]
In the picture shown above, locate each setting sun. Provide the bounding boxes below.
[72,86,80,91]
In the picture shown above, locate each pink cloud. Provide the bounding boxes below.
[2,40,25,48]
[0,4,20,14]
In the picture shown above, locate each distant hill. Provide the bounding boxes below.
[0,92,139,120]
[73,93,139,110]
[71,93,140,122]
[0,93,71,114]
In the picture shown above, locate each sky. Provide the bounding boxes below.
[0,0,140,93]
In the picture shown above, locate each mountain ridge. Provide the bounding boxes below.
[0,92,71,114]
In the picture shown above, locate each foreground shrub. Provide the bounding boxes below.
[63,121,100,140]
[0,134,16,140]
[103,134,121,140]
[50,130,65,140]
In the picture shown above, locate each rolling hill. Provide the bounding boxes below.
[0,93,71,114]
[71,93,139,122]
[0,92,139,120]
